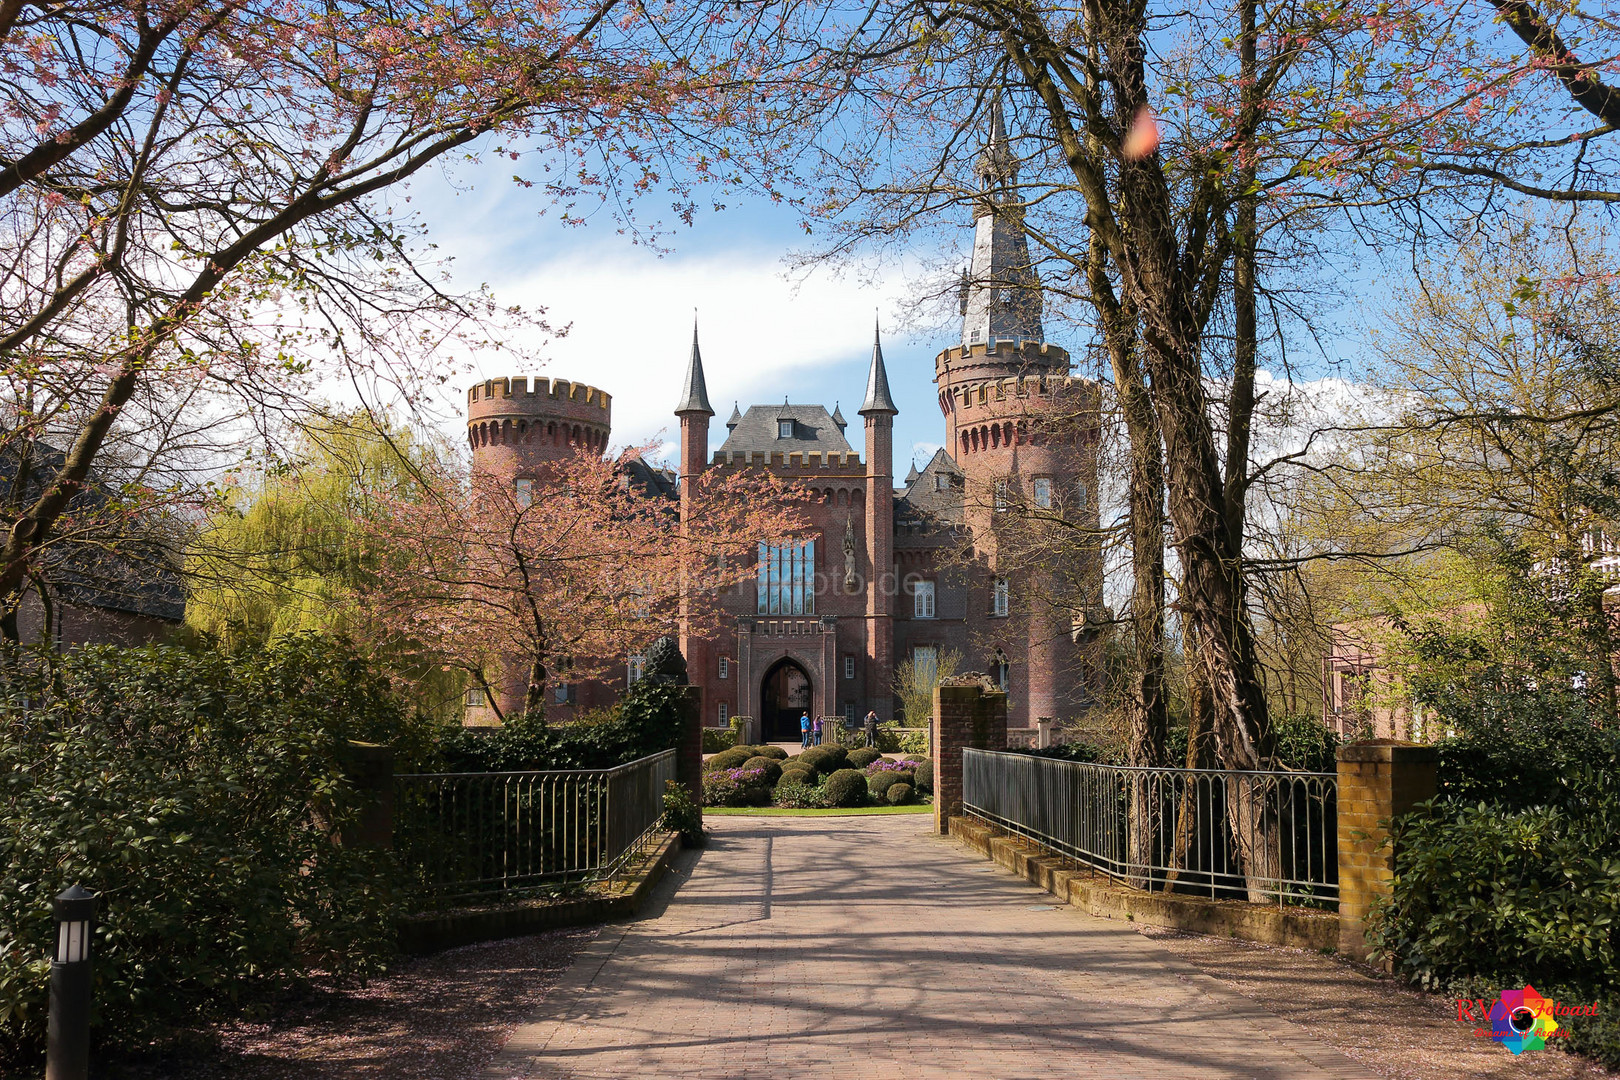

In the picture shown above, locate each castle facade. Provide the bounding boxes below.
[465,105,1103,736]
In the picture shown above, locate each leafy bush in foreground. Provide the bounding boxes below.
[0,635,426,1067]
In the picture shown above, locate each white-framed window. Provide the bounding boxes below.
[719,656,729,679]
[514,477,534,507]
[843,702,856,721]
[994,479,1009,512]
[719,702,729,724]
[844,655,855,679]
[465,685,487,707]
[628,652,646,685]
[757,539,816,614]
[913,645,939,687]
[992,577,1010,617]
[1032,477,1052,509]
[778,419,793,438]
[914,580,936,618]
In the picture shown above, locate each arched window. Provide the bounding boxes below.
[992,649,1010,692]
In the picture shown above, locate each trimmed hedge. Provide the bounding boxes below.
[798,745,848,774]
[751,745,789,761]
[741,756,783,786]
[913,759,934,792]
[846,747,882,770]
[886,783,915,806]
[821,769,868,808]
[704,747,755,773]
[867,770,914,799]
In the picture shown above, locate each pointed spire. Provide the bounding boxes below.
[831,401,846,430]
[961,96,1045,350]
[675,314,714,416]
[859,318,898,415]
[904,461,920,484]
[726,401,742,429]
[976,93,1016,189]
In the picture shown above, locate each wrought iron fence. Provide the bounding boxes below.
[395,749,677,907]
[962,749,1337,907]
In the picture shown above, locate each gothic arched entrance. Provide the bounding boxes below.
[761,658,812,742]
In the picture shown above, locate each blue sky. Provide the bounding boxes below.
[402,155,1017,473]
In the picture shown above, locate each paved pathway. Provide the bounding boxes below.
[486,816,1380,1080]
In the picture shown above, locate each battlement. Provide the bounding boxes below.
[467,376,612,414]
[934,338,1071,378]
[710,448,865,470]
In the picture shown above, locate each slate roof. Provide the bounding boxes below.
[675,323,715,416]
[618,454,678,500]
[715,404,855,455]
[894,448,965,529]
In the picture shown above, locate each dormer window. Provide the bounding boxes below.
[778,419,793,438]
[935,473,949,492]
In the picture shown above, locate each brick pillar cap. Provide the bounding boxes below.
[1337,740,1439,764]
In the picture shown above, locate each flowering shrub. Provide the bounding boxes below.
[701,767,770,807]
[866,759,914,774]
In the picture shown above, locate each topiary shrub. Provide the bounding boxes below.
[701,766,771,807]
[821,768,868,808]
[846,747,882,770]
[703,747,754,773]
[741,756,783,786]
[773,777,821,809]
[779,766,813,786]
[867,770,913,799]
[753,745,789,761]
[798,746,835,773]
[820,745,850,770]
[886,783,914,805]
[913,759,934,792]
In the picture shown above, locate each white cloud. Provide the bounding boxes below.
[455,246,914,454]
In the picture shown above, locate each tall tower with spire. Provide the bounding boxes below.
[860,321,898,719]
[675,318,715,713]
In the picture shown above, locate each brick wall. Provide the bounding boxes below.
[931,676,1007,836]
[1335,741,1438,962]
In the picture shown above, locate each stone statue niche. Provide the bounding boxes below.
[645,635,690,685]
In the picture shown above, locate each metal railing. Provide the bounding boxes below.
[395,749,677,907]
[962,749,1337,907]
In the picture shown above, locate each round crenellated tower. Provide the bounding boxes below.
[467,375,612,478]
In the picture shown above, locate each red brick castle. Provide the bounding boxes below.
[466,104,1103,737]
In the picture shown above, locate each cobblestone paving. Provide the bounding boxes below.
[486,816,1381,1080]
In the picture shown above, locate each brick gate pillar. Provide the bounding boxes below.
[1336,741,1438,962]
[931,676,1008,836]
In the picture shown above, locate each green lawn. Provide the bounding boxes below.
[704,804,933,817]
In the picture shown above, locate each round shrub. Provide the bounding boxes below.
[867,770,913,799]
[704,747,754,772]
[913,759,934,792]
[820,745,850,770]
[779,766,813,787]
[798,746,835,773]
[846,747,882,770]
[753,745,789,761]
[741,756,782,786]
[821,768,868,808]
[887,783,914,805]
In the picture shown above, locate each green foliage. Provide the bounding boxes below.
[772,777,822,809]
[185,413,464,720]
[0,635,426,1065]
[1017,740,1114,763]
[660,781,704,846]
[741,756,783,786]
[701,727,738,753]
[779,767,813,788]
[866,770,914,799]
[912,759,934,793]
[821,768,868,808]
[703,746,755,773]
[750,745,789,761]
[886,783,915,806]
[1268,714,1341,772]
[443,682,688,772]
[1370,799,1620,997]
[798,745,848,773]
[701,767,771,807]
[846,747,882,770]
[876,723,929,756]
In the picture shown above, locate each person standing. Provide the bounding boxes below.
[800,711,812,749]
[863,709,878,748]
[812,715,823,746]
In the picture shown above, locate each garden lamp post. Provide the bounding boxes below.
[47,884,97,1080]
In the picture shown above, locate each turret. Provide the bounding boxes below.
[860,320,897,719]
[467,376,612,478]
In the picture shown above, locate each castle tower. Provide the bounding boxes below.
[860,322,898,718]
[935,97,1097,723]
[467,376,612,478]
[675,320,715,704]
